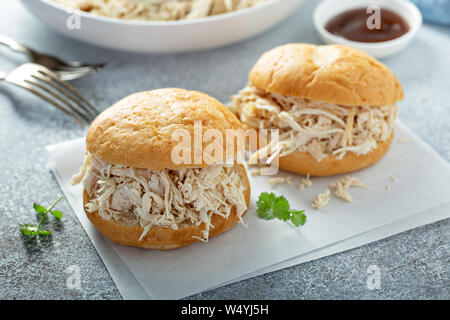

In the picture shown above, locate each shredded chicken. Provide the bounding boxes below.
[312,189,330,209]
[390,176,398,182]
[72,154,248,242]
[330,176,367,202]
[53,0,267,21]
[299,173,312,190]
[330,176,368,190]
[268,177,285,188]
[398,137,412,143]
[229,85,398,162]
[332,181,354,202]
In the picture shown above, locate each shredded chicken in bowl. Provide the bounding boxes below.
[229,85,398,162]
[72,154,248,242]
[52,0,268,21]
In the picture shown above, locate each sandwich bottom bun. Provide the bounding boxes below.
[279,132,394,177]
[83,164,250,250]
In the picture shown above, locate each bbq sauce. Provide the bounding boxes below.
[325,8,409,43]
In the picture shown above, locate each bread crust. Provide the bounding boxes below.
[83,164,250,250]
[278,132,394,176]
[249,43,403,106]
[86,88,244,171]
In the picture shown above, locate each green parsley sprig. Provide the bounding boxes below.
[19,196,64,236]
[256,192,306,227]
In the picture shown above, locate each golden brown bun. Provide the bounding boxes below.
[83,164,250,250]
[249,43,404,106]
[278,132,394,176]
[87,88,243,170]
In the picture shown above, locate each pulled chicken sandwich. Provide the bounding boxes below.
[229,43,404,176]
[72,88,250,249]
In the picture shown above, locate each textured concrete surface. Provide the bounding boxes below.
[0,0,449,300]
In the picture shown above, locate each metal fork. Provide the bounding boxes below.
[0,35,105,81]
[1,63,99,125]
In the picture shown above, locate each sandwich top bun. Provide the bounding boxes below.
[86,88,243,171]
[249,43,404,106]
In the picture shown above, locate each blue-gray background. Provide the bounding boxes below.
[411,0,450,25]
[0,0,448,299]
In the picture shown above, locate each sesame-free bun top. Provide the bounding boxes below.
[86,88,243,170]
[249,43,404,106]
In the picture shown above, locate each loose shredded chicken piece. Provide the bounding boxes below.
[390,176,398,182]
[268,177,286,188]
[330,176,367,202]
[330,176,368,190]
[299,174,312,190]
[71,153,90,185]
[398,137,412,143]
[52,0,267,21]
[332,181,355,202]
[72,154,248,242]
[312,189,330,209]
[285,176,293,185]
[229,85,398,162]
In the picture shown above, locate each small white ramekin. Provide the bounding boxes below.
[313,0,422,59]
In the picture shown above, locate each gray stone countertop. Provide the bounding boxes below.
[0,0,448,300]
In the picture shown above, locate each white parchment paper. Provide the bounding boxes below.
[46,122,450,299]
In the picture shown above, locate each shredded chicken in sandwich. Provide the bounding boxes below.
[53,0,267,21]
[229,85,398,162]
[72,154,248,242]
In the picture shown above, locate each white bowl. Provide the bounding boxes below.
[313,0,422,59]
[20,0,307,53]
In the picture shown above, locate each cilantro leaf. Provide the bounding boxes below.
[37,229,52,235]
[19,224,40,236]
[256,192,277,220]
[273,196,290,221]
[290,210,307,227]
[33,203,47,214]
[20,197,64,237]
[50,210,63,219]
[256,192,307,227]
[20,224,52,236]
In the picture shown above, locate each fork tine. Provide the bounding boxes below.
[38,68,100,117]
[34,51,106,70]
[33,69,99,118]
[55,64,105,72]
[64,62,106,69]
[15,81,85,126]
[30,72,95,120]
[26,77,92,124]
[55,69,98,82]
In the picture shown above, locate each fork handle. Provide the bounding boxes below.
[0,35,33,60]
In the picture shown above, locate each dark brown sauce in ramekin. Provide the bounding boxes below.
[325,8,410,42]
